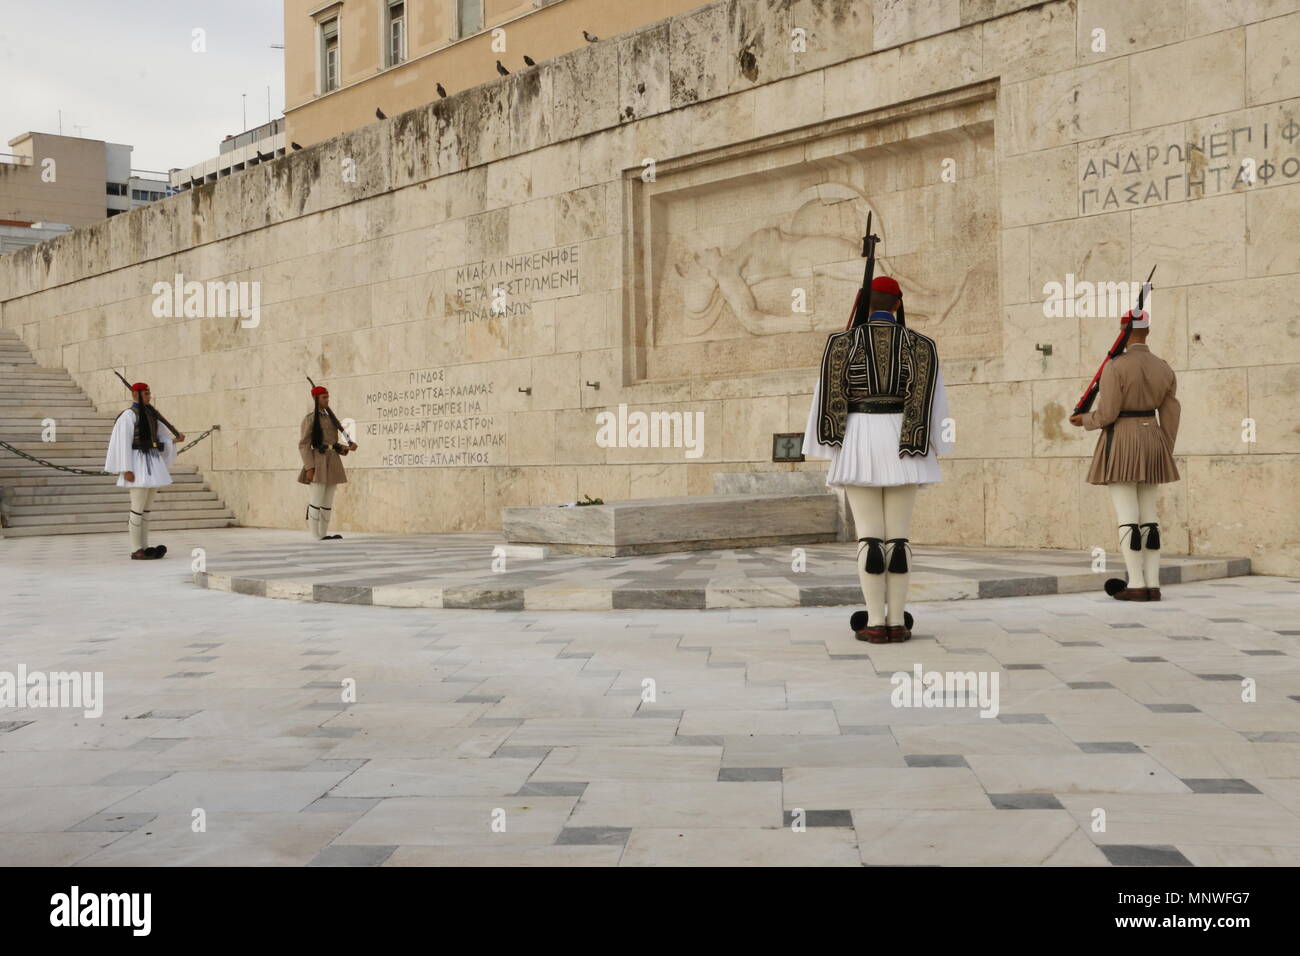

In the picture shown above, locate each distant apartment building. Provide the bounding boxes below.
[284,0,708,148]
[0,132,170,251]
[168,118,288,193]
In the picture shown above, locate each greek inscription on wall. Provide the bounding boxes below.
[1079,102,1300,214]
[362,367,507,467]
[451,244,581,322]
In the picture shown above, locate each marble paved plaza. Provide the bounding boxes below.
[1,530,1298,866]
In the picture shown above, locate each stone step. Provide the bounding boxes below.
[0,416,117,425]
[1,472,206,488]
[504,493,840,556]
[0,456,195,467]
[4,507,235,527]
[6,488,219,505]
[3,516,237,537]
[0,431,114,441]
[0,387,82,396]
[6,498,225,516]
[1,440,113,452]
[0,465,203,478]
[0,403,96,413]
[0,392,94,400]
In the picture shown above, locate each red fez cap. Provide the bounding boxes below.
[310,386,328,397]
[130,382,149,392]
[871,276,902,296]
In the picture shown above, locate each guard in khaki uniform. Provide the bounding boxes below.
[298,384,357,540]
[1070,308,1181,601]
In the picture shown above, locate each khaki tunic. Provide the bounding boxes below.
[298,411,349,485]
[1082,344,1181,484]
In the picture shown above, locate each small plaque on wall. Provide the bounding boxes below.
[772,433,805,462]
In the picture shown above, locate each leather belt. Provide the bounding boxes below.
[1118,410,1156,418]
[847,400,904,414]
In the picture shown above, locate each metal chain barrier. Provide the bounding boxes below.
[0,425,220,477]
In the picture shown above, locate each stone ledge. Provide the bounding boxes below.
[191,547,1253,612]
[502,492,839,555]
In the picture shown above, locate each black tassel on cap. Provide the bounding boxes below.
[1119,523,1142,550]
[858,537,886,574]
[1141,522,1160,550]
[886,538,910,573]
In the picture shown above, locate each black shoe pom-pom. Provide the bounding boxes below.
[1104,578,1127,596]
[849,610,868,631]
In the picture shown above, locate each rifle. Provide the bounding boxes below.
[114,370,181,440]
[846,211,881,331]
[307,375,356,452]
[1073,265,1156,416]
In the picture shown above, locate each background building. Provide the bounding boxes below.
[283,0,710,148]
[169,118,287,193]
[0,219,73,255]
[0,132,170,233]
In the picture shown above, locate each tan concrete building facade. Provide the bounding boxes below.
[285,0,710,147]
[1,0,1297,573]
[0,133,115,228]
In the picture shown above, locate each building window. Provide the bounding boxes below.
[386,1,406,67]
[320,16,340,93]
[457,0,482,38]
[106,182,127,196]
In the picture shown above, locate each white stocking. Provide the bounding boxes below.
[140,487,155,548]
[1137,483,1160,588]
[1108,482,1144,588]
[309,483,337,539]
[844,485,886,625]
[883,484,918,626]
[128,486,149,550]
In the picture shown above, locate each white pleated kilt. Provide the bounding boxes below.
[114,448,174,488]
[804,412,943,488]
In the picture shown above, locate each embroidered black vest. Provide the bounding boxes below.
[814,320,940,457]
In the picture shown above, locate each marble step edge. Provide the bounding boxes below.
[191,556,1252,612]
[2,517,236,536]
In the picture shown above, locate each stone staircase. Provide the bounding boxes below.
[0,328,236,537]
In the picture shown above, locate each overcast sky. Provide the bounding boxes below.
[1,0,285,173]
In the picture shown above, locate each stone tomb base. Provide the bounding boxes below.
[501,493,839,556]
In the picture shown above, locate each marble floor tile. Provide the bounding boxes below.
[851,809,1108,866]
[620,827,861,866]
[567,781,782,828]
[784,767,991,810]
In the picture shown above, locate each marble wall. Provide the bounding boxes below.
[1,0,1297,573]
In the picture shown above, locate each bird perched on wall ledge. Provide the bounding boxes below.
[496,60,510,76]
[582,30,598,42]
[523,54,536,67]
[436,82,447,98]
[291,142,302,150]
[375,107,386,120]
